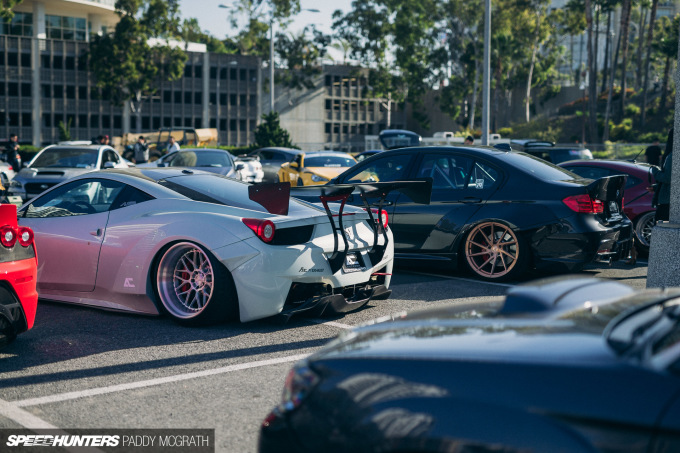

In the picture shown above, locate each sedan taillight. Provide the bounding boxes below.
[242,218,276,243]
[563,194,604,214]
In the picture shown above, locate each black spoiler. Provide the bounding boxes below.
[249,180,432,273]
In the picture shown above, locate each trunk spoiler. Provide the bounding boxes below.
[586,174,627,201]
[249,180,432,273]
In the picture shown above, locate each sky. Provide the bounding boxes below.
[177,0,353,39]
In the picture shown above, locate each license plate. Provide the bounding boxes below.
[342,252,365,273]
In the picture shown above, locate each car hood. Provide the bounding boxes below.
[318,314,617,366]
[15,167,96,182]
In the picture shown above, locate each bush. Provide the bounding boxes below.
[609,118,635,142]
[498,127,513,137]
[624,104,641,117]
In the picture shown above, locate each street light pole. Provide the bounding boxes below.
[270,14,274,112]
[481,0,491,145]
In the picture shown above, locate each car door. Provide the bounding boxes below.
[390,152,503,255]
[18,178,126,292]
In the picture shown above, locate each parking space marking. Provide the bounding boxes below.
[308,319,353,329]
[402,271,514,288]
[13,353,309,409]
[0,397,59,429]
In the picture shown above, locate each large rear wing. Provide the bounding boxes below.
[249,180,432,273]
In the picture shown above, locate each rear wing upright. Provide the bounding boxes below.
[249,180,432,273]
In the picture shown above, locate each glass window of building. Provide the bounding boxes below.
[46,15,87,41]
[0,12,33,37]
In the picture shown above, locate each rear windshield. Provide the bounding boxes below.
[157,173,301,212]
[32,148,98,168]
[504,152,578,181]
[305,155,355,167]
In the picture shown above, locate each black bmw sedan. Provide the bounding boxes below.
[330,146,632,280]
[260,277,680,452]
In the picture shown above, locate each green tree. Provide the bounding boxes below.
[254,111,295,147]
[275,26,331,89]
[653,14,679,112]
[88,0,187,133]
[182,18,230,54]
[0,0,23,21]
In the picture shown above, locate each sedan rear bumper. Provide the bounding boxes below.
[532,216,633,271]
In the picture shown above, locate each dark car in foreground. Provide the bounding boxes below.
[560,159,656,254]
[329,146,632,280]
[261,277,680,452]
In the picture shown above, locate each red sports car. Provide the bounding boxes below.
[0,203,37,347]
[560,159,656,253]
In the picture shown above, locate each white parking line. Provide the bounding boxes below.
[402,271,514,288]
[13,353,309,409]
[308,319,353,329]
[0,397,59,429]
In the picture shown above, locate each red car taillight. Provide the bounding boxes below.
[563,194,604,214]
[0,225,17,247]
[18,226,34,247]
[242,218,276,243]
[371,208,389,228]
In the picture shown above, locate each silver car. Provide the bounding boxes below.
[8,145,129,201]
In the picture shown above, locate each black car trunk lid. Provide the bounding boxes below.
[587,175,626,223]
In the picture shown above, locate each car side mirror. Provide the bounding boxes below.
[235,163,245,171]
[290,162,299,169]
[103,162,115,169]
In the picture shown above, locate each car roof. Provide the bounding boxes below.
[304,151,354,156]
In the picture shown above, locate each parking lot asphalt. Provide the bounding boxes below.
[0,259,650,451]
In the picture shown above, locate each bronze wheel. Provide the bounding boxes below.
[464,222,526,280]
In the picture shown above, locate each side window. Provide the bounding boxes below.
[110,185,154,210]
[417,154,474,190]
[23,179,125,218]
[468,161,501,191]
[101,150,120,168]
[343,154,413,183]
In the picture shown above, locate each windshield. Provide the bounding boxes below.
[379,131,421,149]
[305,155,356,167]
[503,152,579,181]
[168,151,233,168]
[31,148,98,168]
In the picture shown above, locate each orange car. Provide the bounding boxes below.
[277,151,357,186]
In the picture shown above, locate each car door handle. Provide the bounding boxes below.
[460,197,482,204]
[90,228,103,237]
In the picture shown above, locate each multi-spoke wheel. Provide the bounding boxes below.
[464,222,528,281]
[634,211,656,254]
[156,242,237,325]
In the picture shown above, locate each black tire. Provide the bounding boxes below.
[462,221,529,281]
[154,241,239,326]
[633,211,655,255]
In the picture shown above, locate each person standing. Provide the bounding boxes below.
[133,136,149,164]
[652,128,673,222]
[7,133,21,172]
[645,139,663,166]
[464,135,474,145]
[167,136,180,154]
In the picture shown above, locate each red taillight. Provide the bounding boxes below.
[563,194,604,214]
[242,218,275,243]
[18,226,34,247]
[366,208,389,229]
[0,225,17,248]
